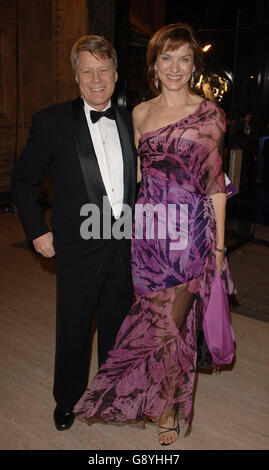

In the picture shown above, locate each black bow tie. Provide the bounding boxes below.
[90,107,115,123]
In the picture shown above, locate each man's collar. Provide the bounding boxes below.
[83,99,112,114]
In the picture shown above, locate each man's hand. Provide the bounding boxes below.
[33,232,55,258]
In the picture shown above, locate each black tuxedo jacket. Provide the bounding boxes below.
[11,97,137,257]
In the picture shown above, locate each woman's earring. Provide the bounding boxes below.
[191,72,195,88]
[155,70,159,90]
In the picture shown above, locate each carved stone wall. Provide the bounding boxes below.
[0,0,17,195]
[52,0,89,104]
[16,0,54,156]
[0,0,164,197]
[87,0,116,42]
[0,0,89,197]
[16,0,89,152]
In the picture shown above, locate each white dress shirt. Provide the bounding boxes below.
[83,99,124,219]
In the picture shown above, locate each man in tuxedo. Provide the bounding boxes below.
[11,35,137,431]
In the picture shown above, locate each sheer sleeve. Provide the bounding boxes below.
[199,106,226,196]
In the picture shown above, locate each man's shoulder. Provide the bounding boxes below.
[114,103,131,119]
[33,98,79,121]
[113,104,133,131]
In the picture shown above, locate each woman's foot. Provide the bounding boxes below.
[158,408,180,446]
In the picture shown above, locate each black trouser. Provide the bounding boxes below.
[53,240,134,409]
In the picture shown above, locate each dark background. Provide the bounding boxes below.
[0,0,268,238]
[125,0,269,128]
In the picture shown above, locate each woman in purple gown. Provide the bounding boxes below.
[74,23,235,446]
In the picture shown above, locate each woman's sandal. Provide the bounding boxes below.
[158,409,180,446]
[158,424,180,446]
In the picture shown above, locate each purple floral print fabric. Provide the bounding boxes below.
[74,98,236,427]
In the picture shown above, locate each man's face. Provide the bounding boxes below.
[75,51,118,110]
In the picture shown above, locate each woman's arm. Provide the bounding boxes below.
[205,106,227,274]
[211,192,227,273]
[132,105,143,183]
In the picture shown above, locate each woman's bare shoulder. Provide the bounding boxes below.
[132,100,148,119]
[132,98,157,122]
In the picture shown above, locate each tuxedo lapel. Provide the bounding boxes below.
[72,97,107,207]
[113,105,136,209]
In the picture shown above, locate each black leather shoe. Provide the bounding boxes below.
[54,405,75,431]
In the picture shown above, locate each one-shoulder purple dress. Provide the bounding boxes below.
[74,98,236,428]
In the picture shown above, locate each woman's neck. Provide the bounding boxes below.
[157,88,195,108]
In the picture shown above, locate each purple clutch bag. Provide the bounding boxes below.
[202,270,235,366]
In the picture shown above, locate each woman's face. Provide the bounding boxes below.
[155,42,195,92]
